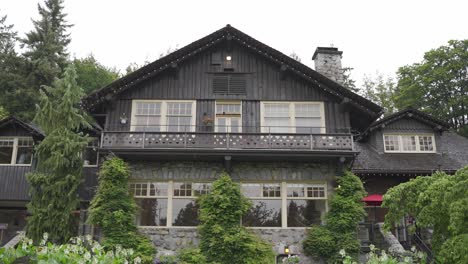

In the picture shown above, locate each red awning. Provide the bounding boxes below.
[362,194,383,206]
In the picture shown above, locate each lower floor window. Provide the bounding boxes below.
[287,199,326,227]
[132,181,327,228]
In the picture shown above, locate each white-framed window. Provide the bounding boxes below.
[130,100,196,132]
[242,183,282,227]
[132,181,211,227]
[383,134,436,153]
[261,102,325,133]
[132,181,328,228]
[215,101,242,133]
[83,138,99,167]
[0,137,33,166]
[286,184,327,227]
[241,182,327,228]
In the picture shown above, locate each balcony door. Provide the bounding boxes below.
[215,101,242,133]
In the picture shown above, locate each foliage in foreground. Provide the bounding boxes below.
[0,234,141,264]
[26,65,91,243]
[197,172,275,264]
[383,167,468,263]
[339,244,426,264]
[303,171,366,262]
[88,157,156,263]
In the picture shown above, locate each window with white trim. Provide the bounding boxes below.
[286,184,327,227]
[215,101,242,133]
[241,182,327,228]
[132,181,211,227]
[132,181,327,228]
[242,183,282,227]
[261,102,325,133]
[383,134,436,153]
[0,137,33,165]
[131,100,196,132]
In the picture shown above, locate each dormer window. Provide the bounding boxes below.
[383,134,436,153]
[0,137,33,165]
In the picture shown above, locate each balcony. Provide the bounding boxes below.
[101,126,354,152]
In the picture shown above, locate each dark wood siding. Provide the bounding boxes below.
[0,166,32,201]
[105,43,349,132]
[0,166,99,201]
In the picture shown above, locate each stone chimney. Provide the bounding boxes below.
[312,47,344,85]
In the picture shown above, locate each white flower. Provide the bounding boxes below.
[339,249,346,257]
[369,244,375,251]
[411,246,416,252]
[84,252,91,260]
[134,256,142,264]
[43,232,49,241]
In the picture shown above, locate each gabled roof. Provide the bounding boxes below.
[83,25,382,117]
[369,108,450,131]
[0,116,44,137]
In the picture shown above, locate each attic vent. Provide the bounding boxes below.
[213,74,247,95]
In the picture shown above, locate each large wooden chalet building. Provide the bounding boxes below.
[1,25,467,256]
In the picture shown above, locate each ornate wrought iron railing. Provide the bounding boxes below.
[101,127,354,151]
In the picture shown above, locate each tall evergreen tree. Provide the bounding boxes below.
[73,55,120,94]
[394,40,468,136]
[19,0,72,120]
[0,12,30,120]
[88,157,156,263]
[361,73,397,116]
[26,65,90,243]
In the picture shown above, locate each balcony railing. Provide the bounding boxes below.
[101,126,354,151]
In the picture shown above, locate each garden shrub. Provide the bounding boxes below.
[176,247,207,264]
[303,226,335,259]
[303,171,366,262]
[198,172,275,264]
[88,157,156,263]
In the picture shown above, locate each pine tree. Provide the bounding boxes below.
[88,157,156,263]
[20,0,72,120]
[26,65,90,243]
[0,12,30,120]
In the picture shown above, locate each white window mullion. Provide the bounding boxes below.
[289,103,295,133]
[161,102,167,132]
[281,181,287,228]
[415,135,420,153]
[167,181,173,227]
[11,138,19,165]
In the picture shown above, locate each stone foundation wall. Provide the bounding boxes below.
[139,227,317,263]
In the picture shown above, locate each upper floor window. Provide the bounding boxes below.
[215,101,242,133]
[261,102,325,133]
[383,134,436,153]
[0,137,33,166]
[131,100,196,132]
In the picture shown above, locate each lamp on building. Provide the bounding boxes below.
[284,245,290,255]
[226,55,232,61]
[120,113,128,125]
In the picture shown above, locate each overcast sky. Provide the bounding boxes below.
[1,0,467,86]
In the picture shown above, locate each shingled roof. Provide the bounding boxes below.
[370,108,449,130]
[0,116,44,137]
[83,25,382,118]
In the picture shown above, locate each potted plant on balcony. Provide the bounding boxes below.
[202,116,214,126]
